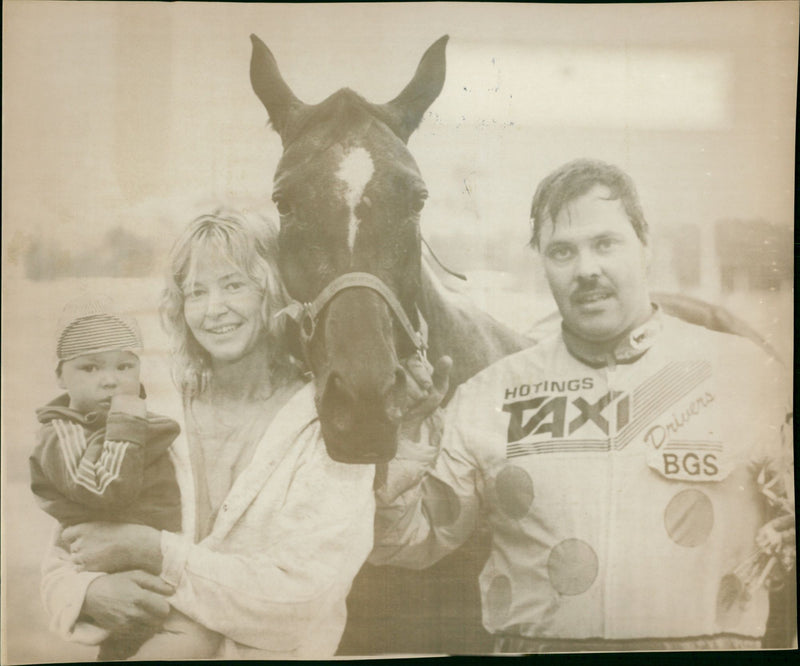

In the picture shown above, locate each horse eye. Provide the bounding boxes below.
[410,194,427,214]
[273,197,292,217]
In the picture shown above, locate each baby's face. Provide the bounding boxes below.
[58,350,141,414]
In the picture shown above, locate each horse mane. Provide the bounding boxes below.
[417,251,534,400]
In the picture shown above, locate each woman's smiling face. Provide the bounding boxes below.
[182,247,267,365]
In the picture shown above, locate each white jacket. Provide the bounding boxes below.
[372,313,792,643]
[41,382,376,659]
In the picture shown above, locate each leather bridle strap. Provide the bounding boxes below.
[276,271,428,355]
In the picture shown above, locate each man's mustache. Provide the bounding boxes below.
[571,279,615,304]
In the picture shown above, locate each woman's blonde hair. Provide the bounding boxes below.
[160,208,300,397]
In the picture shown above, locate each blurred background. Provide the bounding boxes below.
[2,1,796,662]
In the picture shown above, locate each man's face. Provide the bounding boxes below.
[58,350,141,414]
[539,184,652,343]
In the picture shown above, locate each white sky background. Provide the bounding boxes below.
[2,0,797,276]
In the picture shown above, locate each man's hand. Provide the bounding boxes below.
[82,570,173,634]
[401,355,452,441]
[756,514,796,573]
[373,355,453,492]
[62,522,162,575]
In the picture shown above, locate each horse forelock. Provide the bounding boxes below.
[279,92,421,182]
[274,87,426,276]
[281,89,397,150]
[273,87,433,365]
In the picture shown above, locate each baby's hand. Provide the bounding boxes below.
[109,394,147,419]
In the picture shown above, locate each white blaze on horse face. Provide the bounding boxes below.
[336,147,374,253]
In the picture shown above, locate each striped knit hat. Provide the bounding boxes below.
[56,295,143,362]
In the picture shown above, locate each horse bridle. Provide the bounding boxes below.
[277,271,429,364]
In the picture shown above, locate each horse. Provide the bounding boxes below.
[249,34,529,468]
[248,33,531,655]
[248,34,791,654]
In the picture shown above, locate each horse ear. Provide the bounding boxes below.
[250,34,304,141]
[381,35,448,142]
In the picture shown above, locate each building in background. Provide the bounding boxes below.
[715,218,793,293]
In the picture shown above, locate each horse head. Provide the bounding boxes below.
[250,34,448,464]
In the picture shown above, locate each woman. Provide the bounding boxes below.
[40,209,377,659]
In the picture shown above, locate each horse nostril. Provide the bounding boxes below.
[331,412,351,432]
[321,372,355,434]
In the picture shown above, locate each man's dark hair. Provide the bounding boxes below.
[529,158,649,249]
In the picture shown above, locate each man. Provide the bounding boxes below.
[372,159,795,652]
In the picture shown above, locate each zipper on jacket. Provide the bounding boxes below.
[602,353,617,638]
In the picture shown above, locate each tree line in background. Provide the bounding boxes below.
[668,218,793,293]
[25,226,161,280]
[24,218,792,291]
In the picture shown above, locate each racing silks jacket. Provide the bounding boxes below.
[371,311,793,646]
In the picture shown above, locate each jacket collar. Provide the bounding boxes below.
[35,393,107,429]
[562,304,663,368]
[203,382,318,542]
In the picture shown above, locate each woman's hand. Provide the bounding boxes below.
[62,522,163,575]
[81,570,174,634]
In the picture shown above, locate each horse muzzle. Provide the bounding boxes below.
[316,368,406,464]
[279,272,426,464]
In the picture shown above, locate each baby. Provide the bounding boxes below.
[30,295,217,660]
